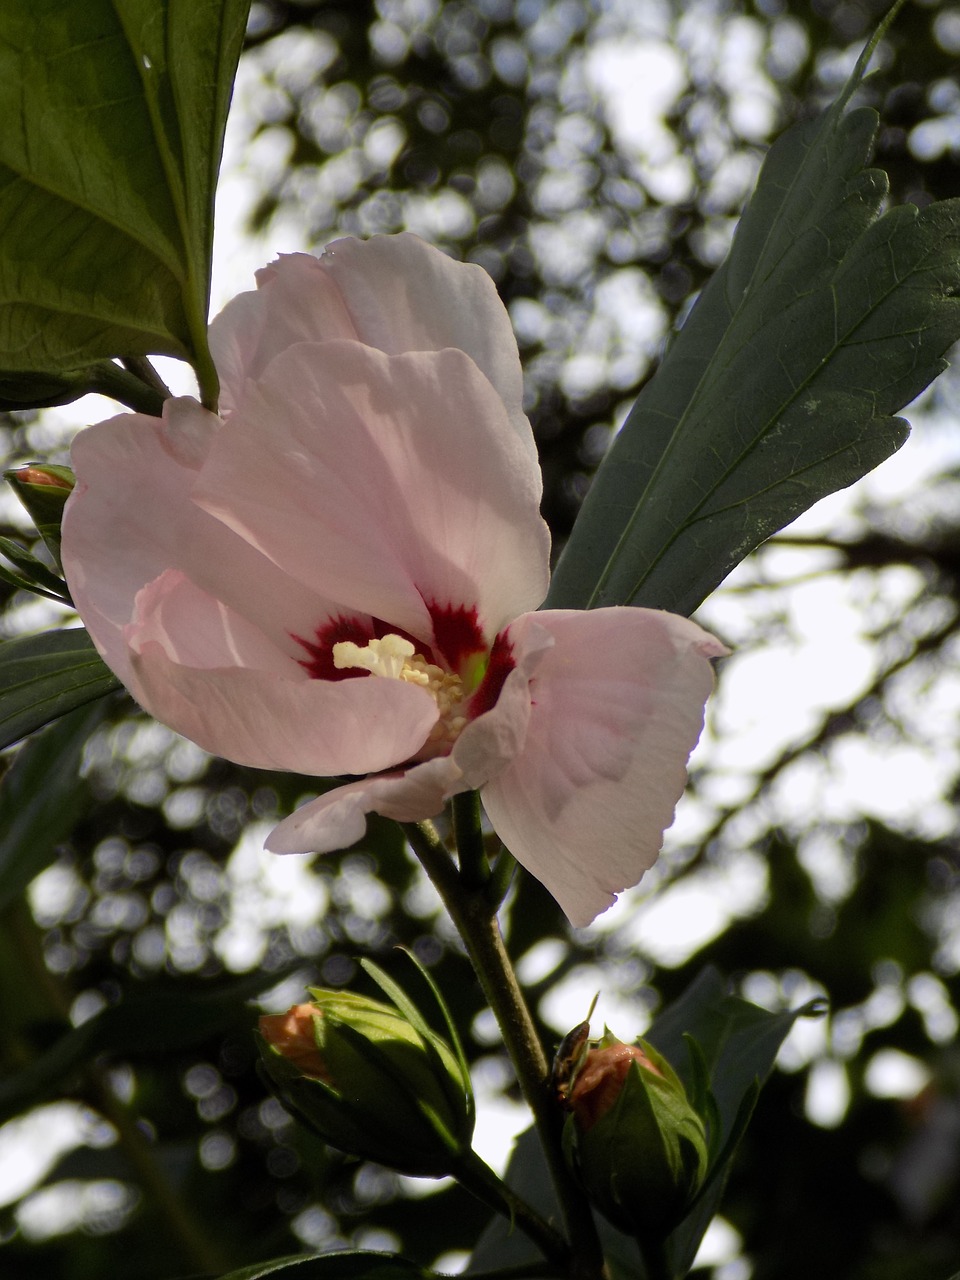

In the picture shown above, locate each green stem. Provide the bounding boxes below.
[121,355,173,401]
[405,821,605,1280]
[486,844,518,912]
[87,361,168,416]
[453,790,488,889]
[192,338,221,413]
[451,1147,569,1267]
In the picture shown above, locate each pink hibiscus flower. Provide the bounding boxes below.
[61,234,725,926]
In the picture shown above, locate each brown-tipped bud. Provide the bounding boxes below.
[563,1032,709,1240]
[11,465,74,490]
[258,1004,332,1081]
[5,464,76,570]
[258,988,474,1178]
[568,1040,663,1132]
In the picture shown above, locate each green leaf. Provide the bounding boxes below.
[469,1122,638,1280]
[0,536,70,601]
[546,50,960,617]
[0,629,121,750]
[215,1251,433,1280]
[646,967,825,1277]
[0,701,106,914]
[37,1137,196,1192]
[361,953,476,1132]
[0,0,250,406]
[0,368,102,412]
[0,968,290,1122]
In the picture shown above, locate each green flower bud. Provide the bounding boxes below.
[258,986,474,1178]
[5,464,75,570]
[562,1032,709,1239]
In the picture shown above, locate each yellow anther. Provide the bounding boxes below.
[333,634,467,747]
[333,634,415,679]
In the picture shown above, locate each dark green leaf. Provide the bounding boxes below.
[0,0,250,406]
[0,367,102,412]
[0,536,70,601]
[216,1251,433,1280]
[0,628,122,750]
[361,954,476,1134]
[469,1122,637,1280]
[0,969,289,1122]
[0,701,106,914]
[646,967,824,1276]
[547,58,960,617]
[0,562,53,601]
[38,1138,196,1193]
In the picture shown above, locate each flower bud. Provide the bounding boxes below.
[10,465,75,491]
[562,1031,709,1239]
[258,986,474,1178]
[6,464,75,570]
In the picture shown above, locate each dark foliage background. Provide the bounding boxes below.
[1,2,959,1277]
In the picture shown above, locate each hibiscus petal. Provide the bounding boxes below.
[266,756,468,855]
[479,608,727,927]
[209,253,358,416]
[195,342,550,642]
[131,639,441,777]
[319,233,535,458]
[209,235,535,459]
[63,398,331,689]
[126,569,300,676]
[452,619,555,788]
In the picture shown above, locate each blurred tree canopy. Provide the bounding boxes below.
[1,2,959,1278]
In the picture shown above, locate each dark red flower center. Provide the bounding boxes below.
[292,601,516,733]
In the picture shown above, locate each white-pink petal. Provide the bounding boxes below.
[209,253,359,417]
[480,608,726,927]
[452,619,555,788]
[195,342,550,642]
[319,234,535,458]
[130,638,441,776]
[125,570,301,676]
[209,235,535,460]
[62,398,331,691]
[266,756,468,855]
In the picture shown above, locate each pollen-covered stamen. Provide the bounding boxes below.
[333,634,468,749]
[333,634,416,680]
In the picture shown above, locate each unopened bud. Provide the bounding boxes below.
[563,1031,709,1239]
[569,1040,663,1131]
[6,465,76,570]
[11,465,74,490]
[258,1004,332,1080]
[258,986,474,1178]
